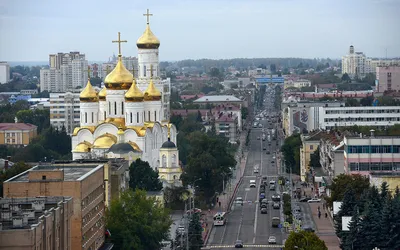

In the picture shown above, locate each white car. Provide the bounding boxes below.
[268,236,277,244]
[253,168,259,173]
[250,180,256,188]
[235,197,244,205]
[307,198,322,203]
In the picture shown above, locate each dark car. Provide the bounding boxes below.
[273,202,280,209]
[266,151,270,154]
[302,226,315,232]
[261,207,268,214]
[261,203,268,208]
[271,160,275,163]
[260,193,265,199]
[235,240,244,248]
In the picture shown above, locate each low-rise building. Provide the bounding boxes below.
[0,123,37,146]
[369,172,400,193]
[3,162,108,250]
[284,79,312,89]
[215,113,239,143]
[300,131,324,182]
[343,132,400,175]
[319,133,345,178]
[0,196,73,250]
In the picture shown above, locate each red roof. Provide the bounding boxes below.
[0,123,37,131]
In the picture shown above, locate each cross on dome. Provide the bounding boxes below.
[143,9,153,24]
[112,32,128,56]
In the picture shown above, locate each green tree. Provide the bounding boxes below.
[188,212,203,249]
[343,205,362,250]
[16,109,50,133]
[326,174,370,208]
[341,73,351,83]
[345,98,359,107]
[281,134,301,174]
[129,159,163,191]
[170,114,184,130]
[309,147,321,169]
[106,189,172,250]
[284,231,328,250]
[164,186,190,210]
[241,107,248,120]
[270,64,277,73]
[334,189,357,247]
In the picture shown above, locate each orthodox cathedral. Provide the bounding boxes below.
[71,10,182,187]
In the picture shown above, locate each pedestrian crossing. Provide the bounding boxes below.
[206,244,284,248]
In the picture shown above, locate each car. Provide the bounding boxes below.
[235,240,244,248]
[253,168,259,173]
[261,207,268,214]
[269,185,276,191]
[177,225,185,234]
[261,203,268,209]
[266,151,270,154]
[307,198,322,203]
[258,124,263,128]
[261,198,268,204]
[273,202,280,209]
[259,193,265,199]
[257,137,260,140]
[302,226,315,232]
[268,236,277,244]
[269,180,276,185]
[263,147,266,150]
[262,176,268,181]
[262,138,266,141]
[250,180,256,188]
[235,197,244,205]
[271,194,281,201]
[271,160,275,163]
[299,197,311,202]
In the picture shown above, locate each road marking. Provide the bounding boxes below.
[236,191,248,240]
[206,244,285,248]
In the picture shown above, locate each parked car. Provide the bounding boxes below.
[299,197,311,202]
[307,198,322,203]
[268,236,277,244]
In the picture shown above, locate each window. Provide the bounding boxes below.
[109,102,111,114]
[104,111,106,120]
[42,175,46,180]
[130,112,132,123]
[137,112,139,123]
[91,112,94,123]
[144,65,146,77]
[114,102,117,115]
[121,102,124,115]
[310,145,314,150]
[85,112,87,123]
[148,111,151,121]
[162,155,167,168]
[154,111,157,121]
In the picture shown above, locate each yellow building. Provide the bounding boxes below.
[300,131,325,182]
[0,123,37,146]
[369,172,400,193]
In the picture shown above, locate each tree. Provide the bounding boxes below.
[284,231,328,250]
[106,189,172,250]
[129,159,163,191]
[241,107,248,120]
[164,186,190,210]
[281,134,301,174]
[309,147,321,169]
[188,212,203,249]
[270,64,277,73]
[334,189,357,247]
[326,174,370,208]
[345,98,359,107]
[341,73,351,83]
[343,205,362,250]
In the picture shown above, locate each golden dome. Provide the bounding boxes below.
[144,78,161,101]
[72,141,92,153]
[99,86,107,101]
[93,133,117,149]
[104,117,126,128]
[80,79,98,102]
[117,127,124,135]
[125,79,144,102]
[104,56,133,90]
[137,24,160,49]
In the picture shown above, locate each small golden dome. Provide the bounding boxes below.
[137,24,160,49]
[99,86,107,101]
[128,141,142,152]
[117,127,124,135]
[104,117,126,128]
[80,79,98,102]
[93,133,117,149]
[125,79,144,102]
[72,141,92,153]
[144,78,161,101]
[104,56,133,90]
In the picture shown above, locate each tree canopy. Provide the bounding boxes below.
[106,189,172,250]
[309,147,321,169]
[281,134,301,174]
[284,231,328,250]
[129,159,163,191]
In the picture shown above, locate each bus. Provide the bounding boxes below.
[213,212,227,226]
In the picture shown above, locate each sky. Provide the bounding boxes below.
[1,0,399,62]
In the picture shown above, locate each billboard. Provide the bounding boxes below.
[342,216,352,231]
[333,201,342,215]
[256,77,285,84]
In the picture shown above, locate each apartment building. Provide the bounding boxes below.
[343,132,400,175]
[376,66,400,93]
[41,52,88,92]
[0,123,37,146]
[319,133,345,178]
[342,45,368,78]
[50,92,81,134]
[284,79,312,89]
[0,196,73,250]
[3,162,107,250]
[0,62,10,84]
[215,113,239,143]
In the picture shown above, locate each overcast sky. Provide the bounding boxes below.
[1,0,399,62]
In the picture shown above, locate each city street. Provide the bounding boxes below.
[206,91,285,249]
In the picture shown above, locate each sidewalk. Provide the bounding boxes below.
[202,127,249,244]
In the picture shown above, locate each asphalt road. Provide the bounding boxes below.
[207,93,285,249]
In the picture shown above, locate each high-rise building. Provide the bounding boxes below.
[376,66,400,93]
[342,45,368,79]
[3,162,107,250]
[0,196,73,250]
[50,92,81,134]
[0,61,10,84]
[41,52,88,92]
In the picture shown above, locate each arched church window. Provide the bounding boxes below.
[114,102,117,115]
[173,175,177,180]
[91,112,94,123]
[144,65,146,77]
[137,112,139,123]
[104,111,106,120]
[148,111,151,121]
[85,112,87,123]
[162,155,167,168]
[109,102,111,114]
[130,112,132,123]
[121,102,124,115]
[154,111,157,121]
[172,154,176,167]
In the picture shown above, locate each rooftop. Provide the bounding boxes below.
[5,163,103,183]
[0,123,37,131]
[194,95,241,103]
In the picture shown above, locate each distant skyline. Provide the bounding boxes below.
[1,0,400,62]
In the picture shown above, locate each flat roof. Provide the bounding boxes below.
[194,95,241,103]
[5,164,103,183]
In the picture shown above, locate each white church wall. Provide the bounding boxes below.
[94,124,118,138]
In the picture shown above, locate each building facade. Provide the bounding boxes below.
[342,45,368,79]
[319,134,345,178]
[0,196,73,250]
[300,132,321,182]
[0,62,10,84]
[215,113,239,143]
[343,134,400,175]
[376,66,400,93]
[50,92,81,134]
[4,163,106,250]
[284,79,312,89]
[41,52,88,92]
[0,123,37,146]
